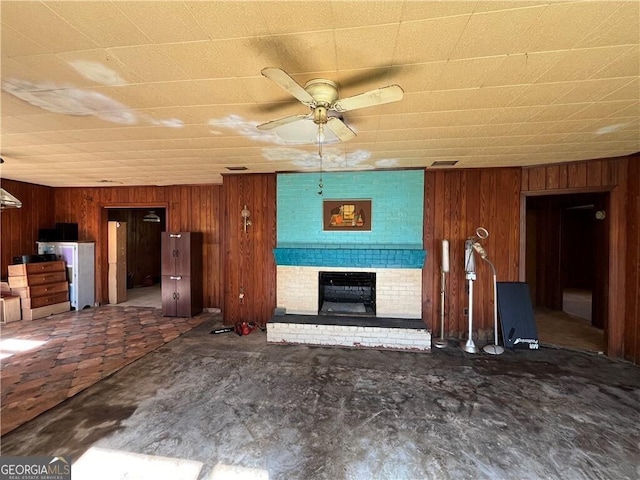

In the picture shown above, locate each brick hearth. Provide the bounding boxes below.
[267,315,431,352]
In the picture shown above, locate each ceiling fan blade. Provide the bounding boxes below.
[262,68,315,106]
[326,117,356,142]
[256,114,308,131]
[333,85,404,112]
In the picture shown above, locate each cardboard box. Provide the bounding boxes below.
[108,221,127,264]
[108,263,127,304]
[0,294,22,323]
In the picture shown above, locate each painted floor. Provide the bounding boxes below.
[2,316,639,480]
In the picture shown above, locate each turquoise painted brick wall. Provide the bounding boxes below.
[277,170,424,247]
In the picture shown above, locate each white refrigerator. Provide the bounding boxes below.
[37,241,95,310]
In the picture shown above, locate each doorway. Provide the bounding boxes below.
[525,192,607,353]
[106,208,165,308]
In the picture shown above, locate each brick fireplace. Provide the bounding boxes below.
[274,251,424,319]
[267,170,431,351]
[269,247,429,350]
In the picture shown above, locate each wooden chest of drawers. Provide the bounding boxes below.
[7,261,70,320]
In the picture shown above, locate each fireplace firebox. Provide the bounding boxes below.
[318,272,376,316]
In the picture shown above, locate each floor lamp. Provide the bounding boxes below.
[433,240,449,348]
[472,242,505,355]
[461,237,479,353]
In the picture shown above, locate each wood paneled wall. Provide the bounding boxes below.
[0,179,54,278]
[423,168,522,341]
[53,185,222,308]
[4,154,638,365]
[222,174,276,326]
[522,155,638,362]
[623,156,640,365]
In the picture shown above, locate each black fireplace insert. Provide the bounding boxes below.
[318,271,376,316]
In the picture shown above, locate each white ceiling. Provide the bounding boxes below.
[0,1,638,187]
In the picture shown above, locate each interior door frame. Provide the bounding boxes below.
[99,203,168,305]
[519,186,614,354]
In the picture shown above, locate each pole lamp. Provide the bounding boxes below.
[472,242,504,355]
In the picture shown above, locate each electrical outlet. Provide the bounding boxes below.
[463,308,469,315]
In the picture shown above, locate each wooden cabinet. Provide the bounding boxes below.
[8,261,70,320]
[161,232,203,317]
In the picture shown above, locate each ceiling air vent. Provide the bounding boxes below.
[431,160,458,167]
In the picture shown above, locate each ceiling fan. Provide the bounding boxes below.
[256,68,404,144]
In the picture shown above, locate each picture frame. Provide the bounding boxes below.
[323,199,372,231]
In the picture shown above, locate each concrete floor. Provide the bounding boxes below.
[2,316,639,480]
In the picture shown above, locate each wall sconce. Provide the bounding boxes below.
[241,205,252,232]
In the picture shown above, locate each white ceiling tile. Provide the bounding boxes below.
[401,1,477,21]
[56,49,143,85]
[568,101,637,121]
[2,2,99,53]
[106,45,189,82]
[601,78,639,102]
[515,1,626,53]
[508,82,579,107]
[2,54,101,88]
[0,0,637,186]
[589,46,640,80]
[536,45,634,84]
[185,1,270,40]
[115,2,210,44]
[433,57,506,90]
[527,104,591,123]
[555,77,637,104]
[45,1,152,48]
[450,5,547,59]
[575,1,640,49]
[395,15,471,64]
[335,25,400,70]
[0,25,51,58]
[270,31,338,74]
[257,1,334,35]
[482,51,568,87]
[332,1,403,28]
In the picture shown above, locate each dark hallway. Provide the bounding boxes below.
[526,193,607,353]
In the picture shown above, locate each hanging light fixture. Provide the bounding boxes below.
[0,158,22,210]
[0,187,22,210]
[142,210,161,223]
[314,108,327,196]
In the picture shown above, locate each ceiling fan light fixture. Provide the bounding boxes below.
[257,68,402,145]
[142,210,161,223]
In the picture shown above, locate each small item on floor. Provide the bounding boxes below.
[210,327,235,335]
[210,322,263,336]
[235,321,258,336]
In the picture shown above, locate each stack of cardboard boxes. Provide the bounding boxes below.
[0,281,21,323]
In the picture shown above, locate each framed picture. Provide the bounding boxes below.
[323,199,371,231]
